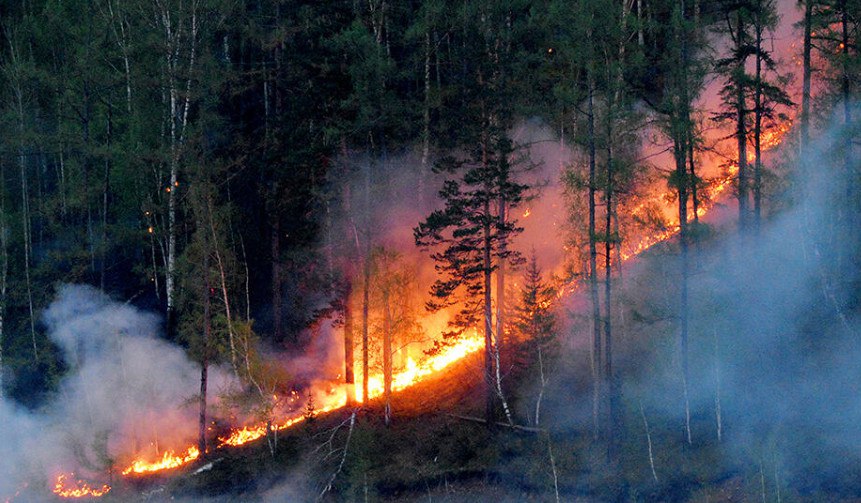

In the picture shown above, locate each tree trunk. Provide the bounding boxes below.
[272,219,282,341]
[494,190,513,426]
[207,197,239,376]
[753,7,764,234]
[840,0,852,231]
[361,249,370,406]
[587,78,602,439]
[344,280,355,405]
[800,0,812,155]
[199,249,211,456]
[101,98,113,290]
[483,196,494,425]
[383,279,392,425]
[14,86,37,362]
[689,132,699,225]
[735,10,749,232]
[420,24,431,207]
[162,2,199,338]
[678,0,692,445]
[361,155,372,407]
[604,131,616,451]
[166,73,178,336]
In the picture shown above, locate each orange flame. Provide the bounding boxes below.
[52,474,110,499]
[621,120,790,260]
[121,446,200,476]
[218,331,484,448]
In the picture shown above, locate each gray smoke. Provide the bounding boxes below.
[0,284,235,499]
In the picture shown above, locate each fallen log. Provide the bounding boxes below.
[445,413,546,434]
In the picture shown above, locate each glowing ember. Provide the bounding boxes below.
[52,474,110,499]
[121,446,200,476]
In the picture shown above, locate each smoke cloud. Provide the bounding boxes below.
[0,284,235,499]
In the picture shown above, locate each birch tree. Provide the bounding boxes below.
[151,0,202,336]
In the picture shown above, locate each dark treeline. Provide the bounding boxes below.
[0,0,858,450]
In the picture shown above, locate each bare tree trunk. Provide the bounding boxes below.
[199,248,211,456]
[419,23,431,207]
[271,220,282,341]
[535,345,546,426]
[496,197,506,357]
[207,197,239,376]
[343,183,356,405]
[483,195,495,425]
[753,6,764,235]
[13,85,37,361]
[361,157,371,407]
[604,135,615,450]
[166,67,178,335]
[713,328,722,441]
[362,252,370,407]
[105,0,133,113]
[678,0,693,445]
[689,134,699,225]
[161,0,199,337]
[101,98,113,290]
[383,277,392,425]
[639,399,658,483]
[494,193,513,426]
[344,280,355,405]
[735,10,749,232]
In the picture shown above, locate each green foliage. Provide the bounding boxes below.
[415,135,529,340]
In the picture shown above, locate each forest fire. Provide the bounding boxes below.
[51,474,110,499]
[44,115,792,499]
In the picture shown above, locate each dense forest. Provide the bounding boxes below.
[1,0,860,500]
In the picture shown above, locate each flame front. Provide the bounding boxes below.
[121,446,200,476]
[52,474,110,499]
[218,331,484,448]
[355,331,484,403]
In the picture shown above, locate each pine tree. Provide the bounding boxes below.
[415,135,527,425]
[513,253,556,426]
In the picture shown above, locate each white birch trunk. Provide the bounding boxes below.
[158,0,199,328]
